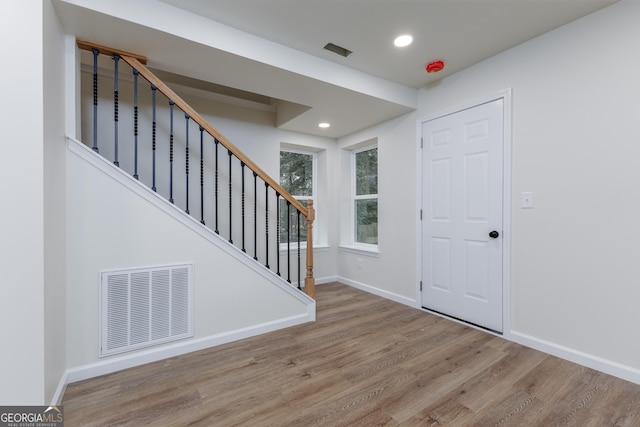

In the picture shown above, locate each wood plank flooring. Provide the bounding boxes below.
[62,282,640,426]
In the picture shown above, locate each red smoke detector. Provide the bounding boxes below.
[426,60,445,73]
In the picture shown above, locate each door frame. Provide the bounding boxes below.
[415,88,512,335]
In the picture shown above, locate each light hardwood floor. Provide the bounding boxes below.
[63,282,640,426]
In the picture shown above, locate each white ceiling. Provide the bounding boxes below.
[158,0,619,89]
[54,0,618,138]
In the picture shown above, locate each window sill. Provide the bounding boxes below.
[338,245,380,257]
[279,244,330,254]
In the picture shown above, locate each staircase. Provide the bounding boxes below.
[76,40,315,297]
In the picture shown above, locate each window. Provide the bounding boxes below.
[279,150,315,244]
[353,146,378,245]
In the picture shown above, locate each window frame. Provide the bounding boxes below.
[278,148,317,248]
[351,145,378,249]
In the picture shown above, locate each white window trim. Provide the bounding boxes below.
[350,145,378,251]
[338,244,380,257]
[279,149,317,249]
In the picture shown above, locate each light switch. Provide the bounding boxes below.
[521,192,534,209]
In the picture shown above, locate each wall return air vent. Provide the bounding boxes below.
[99,263,194,357]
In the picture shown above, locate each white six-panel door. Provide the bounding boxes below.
[421,99,504,333]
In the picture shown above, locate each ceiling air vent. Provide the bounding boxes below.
[323,42,352,58]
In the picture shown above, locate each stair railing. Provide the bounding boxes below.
[77,40,315,298]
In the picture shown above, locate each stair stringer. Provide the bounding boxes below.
[65,136,314,383]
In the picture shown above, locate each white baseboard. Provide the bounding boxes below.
[62,311,313,388]
[337,276,417,307]
[316,275,338,285]
[336,277,640,386]
[507,330,640,386]
[52,372,69,405]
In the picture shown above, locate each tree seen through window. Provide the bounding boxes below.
[355,147,378,245]
[279,151,313,244]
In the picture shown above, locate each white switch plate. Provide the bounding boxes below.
[521,192,534,208]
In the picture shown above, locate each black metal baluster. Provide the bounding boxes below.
[113,54,120,167]
[92,48,99,153]
[199,126,205,225]
[287,201,291,283]
[276,192,281,276]
[253,172,258,260]
[265,183,270,269]
[214,139,219,234]
[241,162,246,252]
[169,100,174,204]
[185,113,190,214]
[228,150,233,244]
[151,85,157,192]
[297,210,301,289]
[133,68,139,179]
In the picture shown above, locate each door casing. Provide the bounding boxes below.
[415,89,512,335]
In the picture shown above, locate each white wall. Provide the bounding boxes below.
[340,0,640,382]
[43,0,68,403]
[0,0,46,404]
[337,114,418,305]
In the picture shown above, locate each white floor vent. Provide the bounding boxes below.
[100,263,194,357]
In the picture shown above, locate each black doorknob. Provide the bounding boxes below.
[489,230,500,239]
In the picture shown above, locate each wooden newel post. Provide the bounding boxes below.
[304,200,316,298]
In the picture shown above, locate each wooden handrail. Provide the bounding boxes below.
[124,55,308,217]
[77,40,314,297]
[77,40,148,64]
[76,40,304,214]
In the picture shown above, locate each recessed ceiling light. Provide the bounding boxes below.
[394,35,413,47]
[318,122,330,128]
